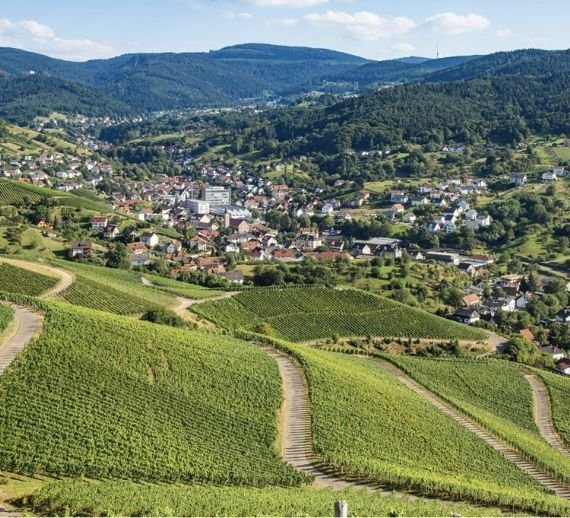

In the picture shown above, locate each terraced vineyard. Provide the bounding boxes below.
[0,302,304,486]
[391,357,570,486]
[26,480,506,517]
[256,340,566,513]
[537,370,570,446]
[0,262,59,296]
[193,287,487,341]
[0,304,14,333]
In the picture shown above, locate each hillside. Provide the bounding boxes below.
[0,301,304,486]
[192,286,488,341]
[0,46,568,118]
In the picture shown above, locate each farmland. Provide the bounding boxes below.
[52,260,176,315]
[537,370,570,446]
[391,357,570,485]
[142,273,220,300]
[0,302,304,486]
[261,340,567,513]
[0,262,59,297]
[25,480,506,517]
[193,287,487,342]
[0,304,14,334]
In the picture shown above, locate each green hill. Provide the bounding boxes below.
[0,301,304,486]
[391,357,570,486]
[192,286,487,341]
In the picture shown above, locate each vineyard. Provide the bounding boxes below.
[261,341,569,513]
[52,260,180,315]
[0,304,14,334]
[0,302,305,486]
[193,287,487,341]
[0,180,107,211]
[142,273,220,300]
[0,262,59,296]
[536,369,570,446]
[391,357,570,485]
[25,480,506,517]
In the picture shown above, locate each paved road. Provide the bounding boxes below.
[525,374,570,458]
[0,258,75,298]
[377,360,570,500]
[0,304,43,376]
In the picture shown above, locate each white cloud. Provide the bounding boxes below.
[422,12,490,35]
[0,19,17,34]
[223,11,255,19]
[267,18,299,27]
[0,18,115,60]
[19,20,55,39]
[391,42,415,54]
[305,10,416,40]
[242,0,328,7]
[497,28,514,38]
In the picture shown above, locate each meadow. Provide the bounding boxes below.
[193,287,487,341]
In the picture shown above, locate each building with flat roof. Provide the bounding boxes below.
[202,186,231,206]
[184,198,210,215]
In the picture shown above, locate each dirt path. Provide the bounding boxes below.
[0,304,43,376]
[525,374,570,458]
[0,258,75,298]
[263,346,403,493]
[376,360,570,500]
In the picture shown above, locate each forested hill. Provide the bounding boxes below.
[241,73,570,156]
[0,45,569,120]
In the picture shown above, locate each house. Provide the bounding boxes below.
[68,240,93,259]
[140,233,159,248]
[462,293,481,307]
[555,309,570,324]
[411,196,430,206]
[516,293,533,309]
[103,225,119,239]
[162,240,182,255]
[219,270,245,285]
[130,253,152,268]
[391,203,405,214]
[453,308,480,324]
[127,242,148,255]
[539,345,565,361]
[187,236,210,252]
[390,191,408,204]
[402,212,417,224]
[321,203,334,215]
[556,358,570,375]
[510,174,528,186]
[487,297,516,313]
[273,249,301,262]
[542,171,558,182]
[353,243,372,256]
[90,216,108,230]
[425,251,460,265]
[520,329,536,343]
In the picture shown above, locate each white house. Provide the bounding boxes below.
[140,232,159,248]
[321,203,334,215]
[542,171,558,182]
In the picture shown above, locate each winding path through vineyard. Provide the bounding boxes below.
[525,374,570,458]
[0,305,42,376]
[263,346,407,495]
[377,360,570,500]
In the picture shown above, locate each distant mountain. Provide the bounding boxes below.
[323,55,478,88]
[0,45,568,121]
[425,49,570,82]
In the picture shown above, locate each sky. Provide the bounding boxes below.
[0,0,568,61]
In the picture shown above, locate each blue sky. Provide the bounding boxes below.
[0,0,568,61]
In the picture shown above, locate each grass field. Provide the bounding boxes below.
[0,302,304,487]
[0,262,59,296]
[142,273,220,300]
[193,287,487,341]
[391,357,570,486]
[24,480,507,517]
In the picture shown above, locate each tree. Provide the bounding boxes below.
[105,243,130,269]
